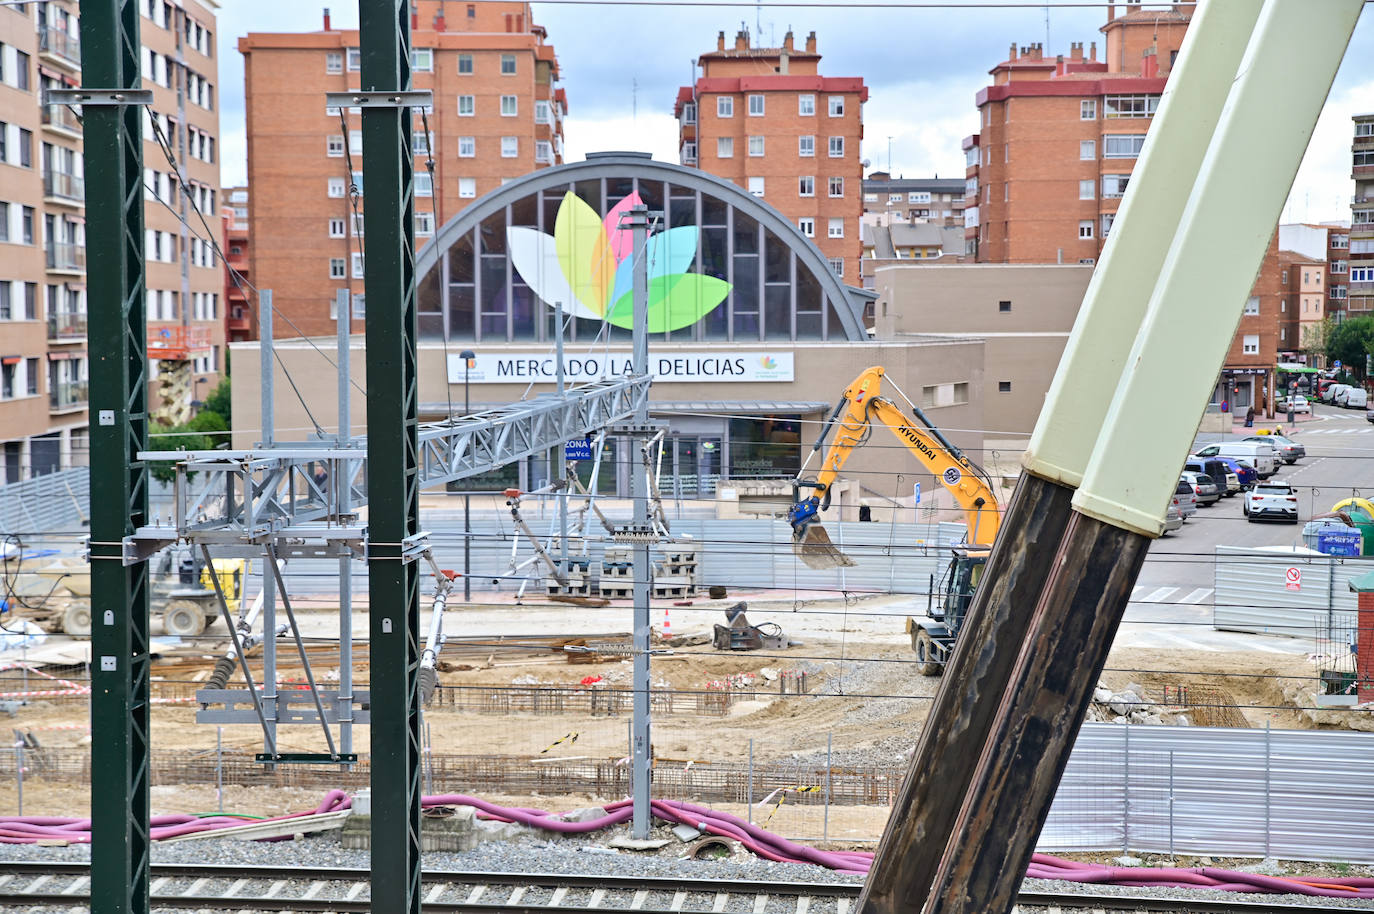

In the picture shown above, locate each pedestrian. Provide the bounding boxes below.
[1244,407,1254,428]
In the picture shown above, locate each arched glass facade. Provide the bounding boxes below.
[416,153,868,343]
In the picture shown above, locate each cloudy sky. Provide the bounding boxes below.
[216,1,1373,225]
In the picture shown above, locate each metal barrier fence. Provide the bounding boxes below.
[4,721,1374,862]
[1212,546,1364,637]
[0,467,90,536]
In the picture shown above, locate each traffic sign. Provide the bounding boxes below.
[564,438,592,461]
[1285,567,1302,591]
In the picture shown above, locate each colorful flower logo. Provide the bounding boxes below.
[507,191,731,332]
[759,356,778,370]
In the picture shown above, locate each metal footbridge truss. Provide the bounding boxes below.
[134,375,650,555]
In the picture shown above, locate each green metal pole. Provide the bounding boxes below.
[359,1,421,911]
[81,2,150,912]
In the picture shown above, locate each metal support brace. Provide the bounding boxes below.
[42,88,153,107]
[83,2,151,911]
[263,543,339,759]
[359,1,422,910]
[325,90,433,109]
[200,545,277,756]
[627,205,653,839]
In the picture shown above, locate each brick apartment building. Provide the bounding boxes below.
[0,0,223,484]
[963,3,1190,263]
[674,29,866,283]
[240,0,567,337]
[861,174,965,228]
[1350,113,1374,316]
[223,185,253,343]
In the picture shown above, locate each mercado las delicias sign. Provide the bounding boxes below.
[446,351,795,385]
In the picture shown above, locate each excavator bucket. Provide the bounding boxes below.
[792,522,857,569]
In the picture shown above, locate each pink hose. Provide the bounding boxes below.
[3,791,1372,898]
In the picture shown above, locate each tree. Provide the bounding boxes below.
[202,377,231,427]
[1301,316,1336,361]
[1325,316,1374,380]
[145,410,228,484]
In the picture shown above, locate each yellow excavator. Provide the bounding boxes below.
[788,365,1002,674]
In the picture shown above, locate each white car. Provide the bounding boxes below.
[1340,388,1368,409]
[1243,481,1299,523]
[1282,395,1310,414]
[1325,384,1351,403]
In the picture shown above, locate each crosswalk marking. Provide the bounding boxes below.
[1132,585,1214,604]
[1141,586,1177,603]
[1154,632,1220,652]
[1179,587,1213,604]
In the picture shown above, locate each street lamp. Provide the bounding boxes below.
[460,350,476,602]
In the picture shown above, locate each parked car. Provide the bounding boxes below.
[1173,477,1198,519]
[1242,434,1304,464]
[1162,499,1184,534]
[1323,383,1350,403]
[1342,388,1368,410]
[1193,442,1277,477]
[1180,471,1220,506]
[1243,480,1299,523]
[1367,402,1374,424]
[1184,457,1240,496]
[1282,395,1311,414]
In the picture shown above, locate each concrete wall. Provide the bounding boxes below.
[871,263,1092,436]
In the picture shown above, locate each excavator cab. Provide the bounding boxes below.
[912,545,990,676]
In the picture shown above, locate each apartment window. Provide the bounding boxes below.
[459,177,476,198]
[25,357,37,396]
[748,94,765,116]
[326,51,343,74]
[329,218,345,238]
[747,177,764,197]
[1079,179,1095,200]
[412,131,433,156]
[798,218,814,237]
[1332,234,1349,249]
[350,130,363,154]
[1103,134,1146,158]
[328,177,345,198]
[1357,122,1374,138]
[1332,260,1348,274]
[14,51,28,91]
[680,142,696,163]
[1078,220,1094,239]
[1242,334,1259,355]
[717,137,734,158]
[1104,94,1159,118]
[0,202,7,243]
[411,48,433,72]
[828,136,844,157]
[458,53,473,74]
[500,53,516,75]
[798,175,814,197]
[828,217,844,238]
[20,206,32,244]
[1,363,11,399]
[1352,267,1374,282]
[909,191,931,204]
[828,96,844,117]
[828,258,844,278]
[748,136,764,157]
[998,301,1011,312]
[1080,99,1096,120]
[717,96,733,118]
[326,135,344,157]
[1101,213,1115,237]
[17,129,30,168]
[798,135,815,157]
[535,100,551,124]
[501,136,518,157]
[458,95,475,116]
[415,211,435,236]
[1331,286,1348,300]
[1101,174,1129,198]
[998,381,1012,393]
[888,193,902,204]
[415,173,433,197]
[799,94,815,116]
[329,258,346,279]
[1281,269,1288,284]
[535,140,553,163]
[500,95,517,117]
[678,102,696,126]
[347,47,361,70]
[829,176,844,197]
[351,171,364,195]
[1079,140,1095,160]
[351,252,365,279]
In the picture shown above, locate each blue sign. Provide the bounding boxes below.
[1317,529,1363,557]
[1334,360,1342,370]
[914,482,921,504]
[564,438,592,461]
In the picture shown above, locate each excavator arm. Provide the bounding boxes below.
[789,365,1001,569]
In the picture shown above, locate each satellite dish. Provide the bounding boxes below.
[861,159,871,168]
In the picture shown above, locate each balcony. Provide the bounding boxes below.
[45,242,85,274]
[47,310,86,342]
[38,26,81,68]
[49,379,88,412]
[43,170,85,205]
[41,104,82,137]
[147,325,211,360]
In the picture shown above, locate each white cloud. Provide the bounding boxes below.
[562,113,679,165]
[1286,79,1374,225]
[861,77,982,179]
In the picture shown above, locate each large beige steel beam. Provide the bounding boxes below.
[920,5,1365,914]
[857,3,1262,911]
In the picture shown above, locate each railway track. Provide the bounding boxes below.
[0,862,1356,913]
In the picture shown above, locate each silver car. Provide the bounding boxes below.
[1173,477,1198,519]
[1162,500,1183,534]
[1180,471,1220,506]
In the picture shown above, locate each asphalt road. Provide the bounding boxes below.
[1118,400,1374,654]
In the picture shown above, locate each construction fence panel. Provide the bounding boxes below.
[0,468,90,536]
[1211,546,1355,638]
